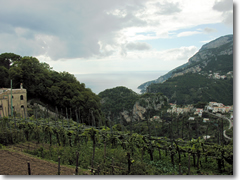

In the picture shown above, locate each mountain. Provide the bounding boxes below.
[138,34,233,93]
[137,63,188,92]
[138,34,233,105]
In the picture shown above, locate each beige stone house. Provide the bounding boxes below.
[0,84,27,118]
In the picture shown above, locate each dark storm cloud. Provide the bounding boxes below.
[0,0,147,60]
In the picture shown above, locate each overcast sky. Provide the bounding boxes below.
[0,0,233,94]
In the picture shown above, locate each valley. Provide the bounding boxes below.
[0,34,233,175]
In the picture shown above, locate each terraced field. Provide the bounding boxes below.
[0,144,90,175]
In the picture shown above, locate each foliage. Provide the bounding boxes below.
[99,87,168,127]
[0,53,102,125]
[98,86,139,117]
[147,73,233,105]
[0,116,233,175]
[225,127,233,138]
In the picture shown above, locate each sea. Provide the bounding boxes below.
[74,71,168,95]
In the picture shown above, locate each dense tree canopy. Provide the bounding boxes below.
[0,53,21,70]
[0,53,102,125]
[98,86,139,117]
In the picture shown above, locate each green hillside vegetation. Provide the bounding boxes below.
[98,86,139,116]
[147,73,233,105]
[98,87,168,121]
[0,53,102,125]
[137,63,189,93]
[201,54,233,74]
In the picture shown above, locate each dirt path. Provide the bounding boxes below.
[0,149,83,175]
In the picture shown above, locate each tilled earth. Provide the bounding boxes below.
[0,149,77,175]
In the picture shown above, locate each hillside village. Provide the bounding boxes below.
[207,71,233,80]
[167,101,233,121]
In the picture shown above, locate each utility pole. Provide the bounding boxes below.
[11,80,13,117]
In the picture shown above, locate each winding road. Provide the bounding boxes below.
[204,111,233,140]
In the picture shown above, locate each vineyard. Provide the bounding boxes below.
[0,114,233,175]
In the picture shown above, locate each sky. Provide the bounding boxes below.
[0,0,234,94]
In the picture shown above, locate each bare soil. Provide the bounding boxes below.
[0,149,81,175]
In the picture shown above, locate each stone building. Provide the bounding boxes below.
[0,83,27,117]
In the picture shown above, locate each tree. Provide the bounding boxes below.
[0,53,21,69]
[5,53,102,124]
[0,66,9,87]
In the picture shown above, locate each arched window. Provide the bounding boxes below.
[20,95,24,100]
[21,105,24,109]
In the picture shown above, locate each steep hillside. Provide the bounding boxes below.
[147,73,233,105]
[98,86,139,117]
[138,63,188,93]
[98,87,168,123]
[138,34,233,105]
[138,34,233,94]
[0,53,102,124]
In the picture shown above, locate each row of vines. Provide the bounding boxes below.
[0,116,233,175]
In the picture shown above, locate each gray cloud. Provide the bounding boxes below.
[204,27,217,33]
[213,0,233,12]
[126,42,151,51]
[0,0,147,60]
[222,11,233,26]
[155,2,181,15]
[213,0,233,26]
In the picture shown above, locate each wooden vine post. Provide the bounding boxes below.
[27,161,31,175]
[192,153,196,167]
[111,157,114,175]
[103,139,106,175]
[169,145,175,166]
[197,150,200,170]
[158,148,161,160]
[85,128,97,173]
[196,118,199,138]
[58,156,61,175]
[176,144,181,163]
[187,153,191,175]
[97,165,100,175]
[179,163,182,175]
[66,108,69,129]
[127,152,131,174]
[181,117,184,139]
[104,140,106,163]
[188,121,191,141]
[61,108,64,128]
[75,151,79,175]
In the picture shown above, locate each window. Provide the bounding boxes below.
[20,95,24,100]
[21,105,24,109]
[0,105,2,110]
